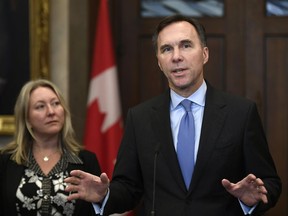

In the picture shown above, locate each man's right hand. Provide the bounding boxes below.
[65,170,110,203]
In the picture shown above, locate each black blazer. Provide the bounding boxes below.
[0,150,100,216]
[104,83,281,216]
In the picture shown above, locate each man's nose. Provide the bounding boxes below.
[172,48,183,62]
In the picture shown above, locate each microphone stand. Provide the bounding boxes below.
[150,144,160,216]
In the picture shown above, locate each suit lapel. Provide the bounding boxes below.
[150,91,187,192]
[149,86,229,193]
[189,84,228,193]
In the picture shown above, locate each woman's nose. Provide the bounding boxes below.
[47,105,55,115]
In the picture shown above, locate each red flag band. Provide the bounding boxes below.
[84,0,122,181]
[84,1,134,215]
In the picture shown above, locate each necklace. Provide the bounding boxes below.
[43,155,51,162]
[42,150,59,162]
[34,149,59,162]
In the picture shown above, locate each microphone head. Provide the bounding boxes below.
[154,142,161,154]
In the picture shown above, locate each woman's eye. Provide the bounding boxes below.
[51,101,60,107]
[35,104,45,110]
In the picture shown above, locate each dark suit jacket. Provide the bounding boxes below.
[0,150,100,216]
[104,83,281,216]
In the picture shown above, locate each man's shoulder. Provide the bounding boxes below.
[131,90,169,111]
[207,84,255,107]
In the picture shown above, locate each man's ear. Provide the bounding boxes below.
[158,61,163,71]
[203,47,209,65]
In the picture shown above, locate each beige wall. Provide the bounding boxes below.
[0,0,90,146]
[50,0,90,143]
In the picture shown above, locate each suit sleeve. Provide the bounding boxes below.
[243,103,281,214]
[103,109,144,215]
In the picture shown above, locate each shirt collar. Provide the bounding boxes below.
[26,146,83,167]
[64,149,83,164]
[170,80,207,110]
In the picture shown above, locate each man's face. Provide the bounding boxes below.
[157,21,209,97]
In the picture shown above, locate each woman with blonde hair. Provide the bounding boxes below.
[0,79,100,216]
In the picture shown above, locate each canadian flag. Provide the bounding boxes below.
[84,0,122,180]
[84,0,132,215]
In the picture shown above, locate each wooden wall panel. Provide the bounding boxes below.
[139,36,167,102]
[205,37,225,91]
[114,0,287,215]
[265,37,288,216]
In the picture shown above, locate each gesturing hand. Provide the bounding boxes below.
[222,174,268,206]
[64,170,110,203]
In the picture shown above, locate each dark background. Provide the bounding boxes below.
[0,0,29,115]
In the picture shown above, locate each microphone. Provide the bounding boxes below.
[150,143,160,216]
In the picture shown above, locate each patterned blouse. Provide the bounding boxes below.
[15,150,83,216]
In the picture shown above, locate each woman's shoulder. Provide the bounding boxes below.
[77,149,100,164]
[0,152,12,162]
[0,153,16,173]
[78,149,97,158]
[77,149,101,175]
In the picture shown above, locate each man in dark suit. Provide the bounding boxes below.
[65,15,281,216]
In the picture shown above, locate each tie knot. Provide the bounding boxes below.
[181,99,192,112]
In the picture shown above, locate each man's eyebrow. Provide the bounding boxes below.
[159,39,193,51]
[180,39,192,44]
[159,44,171,50]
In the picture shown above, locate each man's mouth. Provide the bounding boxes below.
[172,68,186,73]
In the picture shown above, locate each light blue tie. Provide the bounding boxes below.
[177,99,195,189]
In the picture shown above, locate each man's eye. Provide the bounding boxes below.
[182,43,192,48]
[161,46,171,53]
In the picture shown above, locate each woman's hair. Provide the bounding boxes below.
[152,14,207,53]
[0,79,83,164]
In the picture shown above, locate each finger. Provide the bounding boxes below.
[64,176,81,185]
[252,178,267,194]
[261,193,268,204]
[256,185,268,194]
[100,173,110,184]
[70,170,86,178]
[255,178,265,187]
[245,174,257,183]
[67,191,81,201]
[260,186,268,194]
[65,184,79,192]
[221,179,233,190]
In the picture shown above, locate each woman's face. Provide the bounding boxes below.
[28,86,65,138]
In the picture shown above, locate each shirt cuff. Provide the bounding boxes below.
[92,188,110,215]
[239,199,258,215]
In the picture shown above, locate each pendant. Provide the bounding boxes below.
[43,156,49,162]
